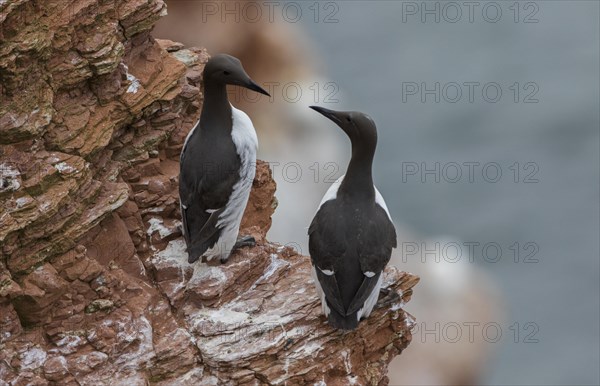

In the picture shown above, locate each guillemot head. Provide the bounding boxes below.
[203,54,270,96]
[309,106,378,151]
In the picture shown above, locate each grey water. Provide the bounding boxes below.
[294,1,599,384]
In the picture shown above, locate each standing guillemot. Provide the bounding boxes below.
[308,106,397,330]
[179,54,270,264]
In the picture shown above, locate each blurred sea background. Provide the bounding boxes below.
[156,1,600,384]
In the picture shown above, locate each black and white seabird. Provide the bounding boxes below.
[179,54,270,264]
[308,106,397,330]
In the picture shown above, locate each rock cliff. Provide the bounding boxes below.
[0,1,418,384]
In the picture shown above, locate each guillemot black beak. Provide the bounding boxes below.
[309,106,342,125]
[246,79,270,97]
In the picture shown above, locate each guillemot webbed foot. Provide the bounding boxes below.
[219,236,256,264]
[375,287,401,309]
[233,235,256,250]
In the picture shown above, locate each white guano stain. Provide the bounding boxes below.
[146,217,180,239]
[54,161,76,174]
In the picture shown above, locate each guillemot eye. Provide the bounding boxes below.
[223,71,231,76]
[346,117,352,122]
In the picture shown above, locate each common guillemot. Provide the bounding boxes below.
[179,54,269,264]
[308,106,397,330]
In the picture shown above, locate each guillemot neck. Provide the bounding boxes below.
[338,149,375,200]
[201,79,232,132]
